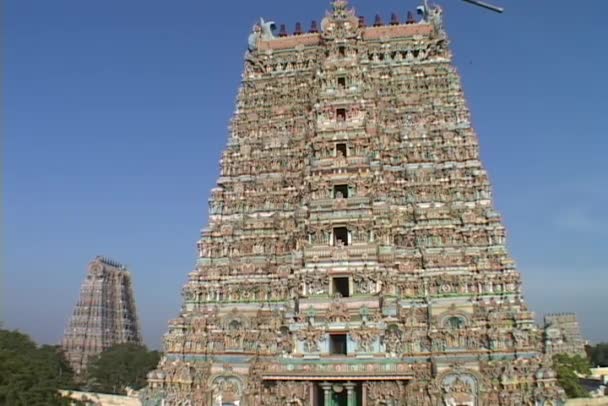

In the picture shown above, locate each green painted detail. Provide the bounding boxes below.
[278,357,405,365]
[184,299,287,304]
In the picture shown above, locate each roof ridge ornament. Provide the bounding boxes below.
[247,18,277,52]
[330,0,351,19]
[321,0,360,40]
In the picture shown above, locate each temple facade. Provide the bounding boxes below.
[143,1,565,405]
[63,256,142,375]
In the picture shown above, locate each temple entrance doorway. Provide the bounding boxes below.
[314,382,362,406]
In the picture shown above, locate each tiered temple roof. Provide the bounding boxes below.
[62,256,141,375]
[142,1,565,405]
[544,313,588,357]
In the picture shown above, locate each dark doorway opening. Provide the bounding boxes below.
[332,390,347,406]
[336,108,346,121]
[338,46,346,57]
[329,334,347,355]
[315,385,324,406]
[333,277,350,298]
[333,184,349,199]
[333,227,348,246]
[337,76,346,88]
[336,143,348,157]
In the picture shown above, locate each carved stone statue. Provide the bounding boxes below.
[248,18,276,51]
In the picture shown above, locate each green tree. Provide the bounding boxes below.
[87,343,160,395]
[588,343,608,367]
[553,354,592,398]
[0,329,76,406]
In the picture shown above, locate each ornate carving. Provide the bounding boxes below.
[326,299,350,322]
[261,381,311,406]
[440,373,477,406]
[297,325,325,353]
[383,324,404,354]
[353,269,378,294]
[351,328,379,352]
[365,381,404,404]
[211,376,242,406]
[320,0,360,40]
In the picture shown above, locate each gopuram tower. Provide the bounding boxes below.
[144,2,565,405]
[63,256,142,375]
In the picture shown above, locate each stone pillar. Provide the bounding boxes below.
[320,382,332,406]
[362,383,367,406]
[345,382,356,406]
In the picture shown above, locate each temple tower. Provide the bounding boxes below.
[62,256,142,375]
[543,313,587,357]
[143,1,565,405]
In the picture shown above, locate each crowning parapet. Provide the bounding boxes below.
[143,1,565,404]
[63,256,141,375]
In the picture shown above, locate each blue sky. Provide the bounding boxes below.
[4,0,607,349]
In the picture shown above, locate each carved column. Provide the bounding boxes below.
[362,383,367,406]
[320,382,332,405]
[345,382,356,406]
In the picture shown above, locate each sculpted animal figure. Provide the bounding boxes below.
[248,18,276,51]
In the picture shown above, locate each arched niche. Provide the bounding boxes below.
[438,372,480,406]
[210,375,243,406]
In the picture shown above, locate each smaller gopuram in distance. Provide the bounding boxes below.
[543,313,588,357]
[62,256,142,375]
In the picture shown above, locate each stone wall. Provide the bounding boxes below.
[565,398,608,406]
[60,390,142,406]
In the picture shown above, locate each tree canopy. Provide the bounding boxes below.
[553,354,592,398]
[0,329,76,406]
[86,343,160,395]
